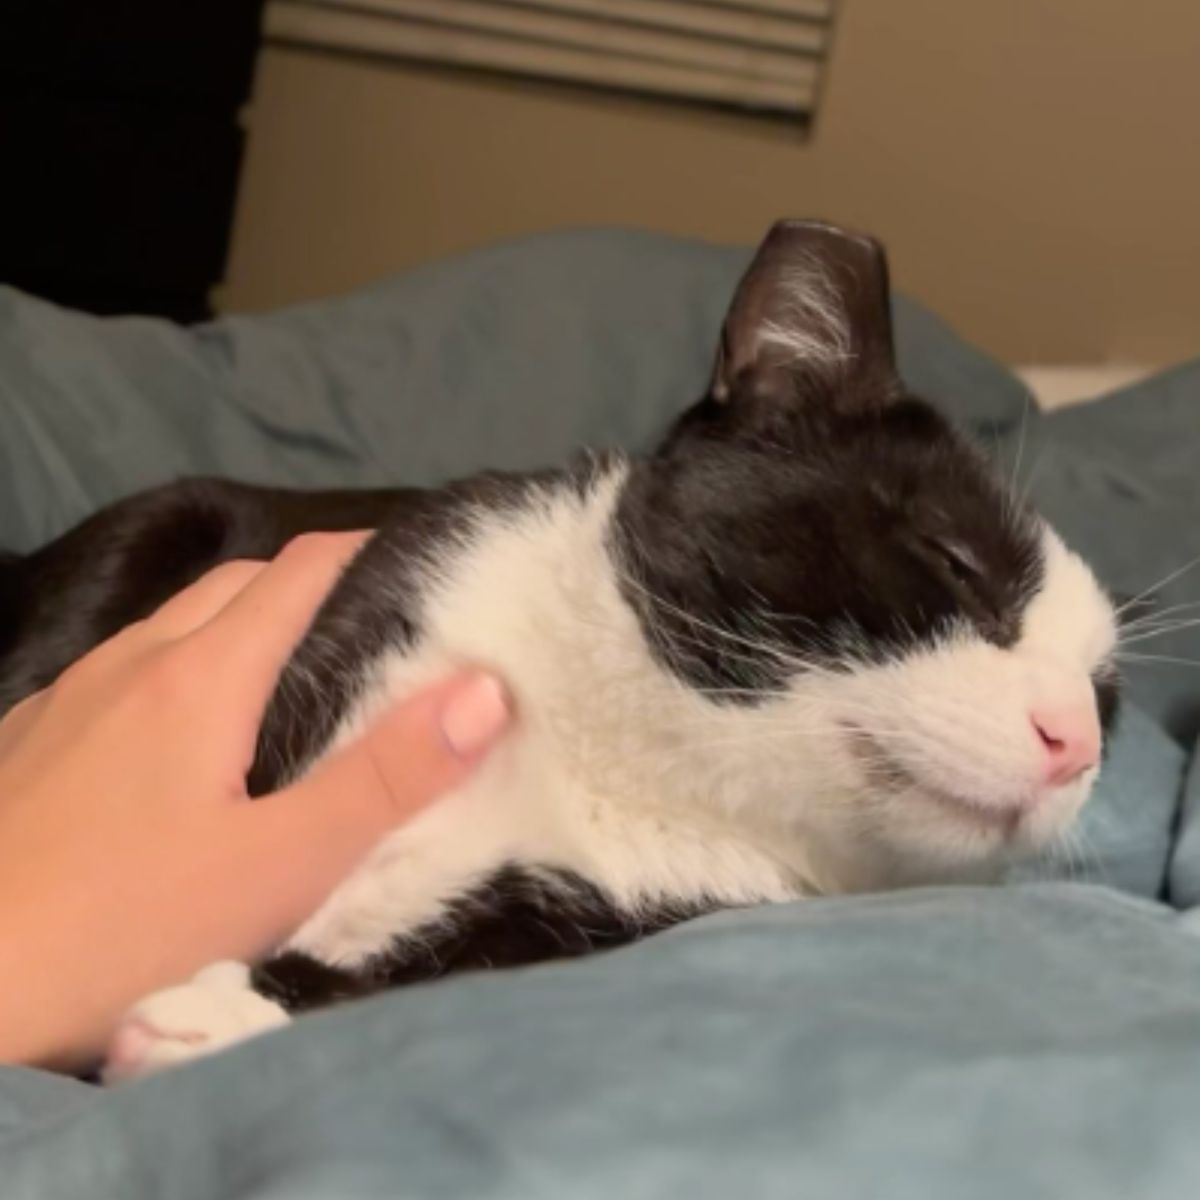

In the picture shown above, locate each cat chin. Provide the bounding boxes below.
[840,725,1094,850]
[803,725,1096,886]
[859,774,1093,880]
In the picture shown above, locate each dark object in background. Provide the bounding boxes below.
[1,1,265,323]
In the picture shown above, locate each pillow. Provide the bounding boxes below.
[0,228,1031,552]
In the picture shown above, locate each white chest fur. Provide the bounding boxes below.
[286,468,804,968]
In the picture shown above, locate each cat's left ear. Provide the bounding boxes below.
[710,220,901,414]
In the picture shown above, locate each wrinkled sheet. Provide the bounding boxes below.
[1,230,1198,1197]
[8,885,1200,1200]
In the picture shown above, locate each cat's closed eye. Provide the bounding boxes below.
[934,540,982,587]
[914,535,1011,635]
[915,535,983,591]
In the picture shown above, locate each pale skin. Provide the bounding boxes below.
[0,533,512,1071]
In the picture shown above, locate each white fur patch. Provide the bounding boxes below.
[103,963,289,1083]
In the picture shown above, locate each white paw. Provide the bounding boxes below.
[103,961,290,1083]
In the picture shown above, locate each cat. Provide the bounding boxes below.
[0,221,1119,1082]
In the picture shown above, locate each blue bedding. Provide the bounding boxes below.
[1,230,1199,1197]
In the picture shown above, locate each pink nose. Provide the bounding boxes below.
[1031,706,1101,786]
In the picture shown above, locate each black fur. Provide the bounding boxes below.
[0,553,21,663]
[251,865,702,1013]
[0,221,1103,1019]
[1094,669,1122,736]
[614,400,1042,695]
[0,479,415,717]
[614,223,1042,695]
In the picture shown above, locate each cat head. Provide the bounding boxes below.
[615,221,1118,881]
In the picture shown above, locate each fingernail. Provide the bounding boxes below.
[439,674,512,759]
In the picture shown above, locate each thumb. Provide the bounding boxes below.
[233,672,512,945]
[289,671,513,832]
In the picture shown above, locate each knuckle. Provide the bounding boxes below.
[122,617,151,640]
[288,532,332,554]
[58,624,139,686]
[134,646,198,707]
[213,556,262,576]
[279,531,355,565]
[201,558,263,588]
[47,664,85,705]
[53,654,92,692]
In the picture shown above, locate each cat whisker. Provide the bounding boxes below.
[1118,598,1200,627]
[1008,391,1033,498]
[1044,823,1106,885]
[1114,652,1200,670]
[618,560,868,680]
[1016,448,1047,513]
[1113,553,1200,618]
[622,576,797,669]
[1117,618,1200,645]
[642,720,940,767]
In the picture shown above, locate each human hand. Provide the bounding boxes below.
[0,533,512,1070]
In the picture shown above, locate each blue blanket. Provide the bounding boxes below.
[2,231,1198,1197]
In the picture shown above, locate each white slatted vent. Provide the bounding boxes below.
[266,0,836,122]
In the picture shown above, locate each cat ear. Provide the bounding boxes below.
[710,220,900,412]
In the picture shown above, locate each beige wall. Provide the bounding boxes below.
[222,1,1200,366]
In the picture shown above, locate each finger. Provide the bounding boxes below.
[144,560,268,641]
[230,673,512,941]
[45,560,272,720]
[273,672,511,835]
[184,532,371,712]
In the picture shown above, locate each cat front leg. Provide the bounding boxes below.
[102,961,289,1083]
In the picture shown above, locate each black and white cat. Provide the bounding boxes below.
[0,222,1119,1081]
